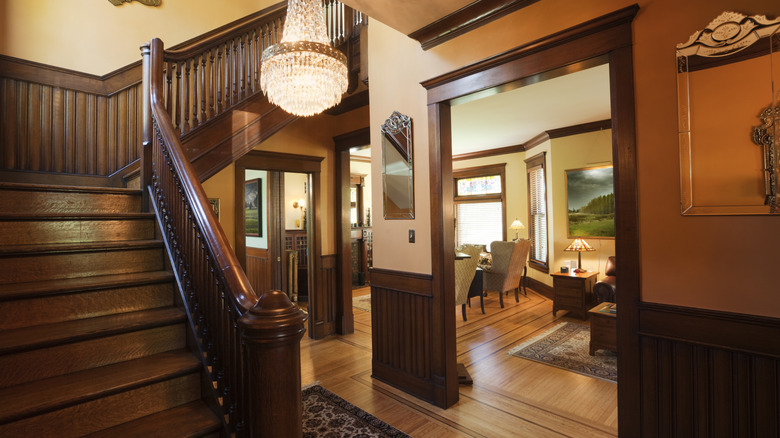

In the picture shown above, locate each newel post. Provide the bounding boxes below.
[140,42,153,212]
[239,290,308,438]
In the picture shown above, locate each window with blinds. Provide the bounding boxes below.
[456,201,503,250]
[526,153,548,272]
[453,164,506,251]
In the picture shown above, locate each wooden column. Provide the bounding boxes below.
[239,290,308,438]
[140,42,153,211]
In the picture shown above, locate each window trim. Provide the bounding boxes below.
[525,152,548,273]
[453,163,507,243]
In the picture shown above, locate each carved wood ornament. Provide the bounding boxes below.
[108,0,161,6]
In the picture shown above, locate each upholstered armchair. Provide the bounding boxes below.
[593,256,616,304]
[454,244,481,321]
[482,239,531,308]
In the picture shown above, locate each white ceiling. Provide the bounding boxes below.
[451,63,611,155]
[355,63,611,157]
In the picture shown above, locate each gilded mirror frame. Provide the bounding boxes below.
[677,11,780,215]
[380,111,414,219]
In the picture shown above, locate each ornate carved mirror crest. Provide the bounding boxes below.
[677,12,780,214]
[380,111,414,219]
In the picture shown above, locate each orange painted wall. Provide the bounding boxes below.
[687,54,773,207]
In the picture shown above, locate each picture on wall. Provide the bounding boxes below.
[208,198,220,220]
[566,165,615,238]
[245,179,261,237]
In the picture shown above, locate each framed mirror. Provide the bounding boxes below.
[677,12,780,215]
[381,111,414,219]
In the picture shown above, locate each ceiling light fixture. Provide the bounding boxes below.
[260,0,348,117]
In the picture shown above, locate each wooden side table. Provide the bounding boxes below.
[588,302,617,355]
[550,271,598,319]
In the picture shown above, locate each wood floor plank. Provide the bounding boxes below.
[300,286,618,437]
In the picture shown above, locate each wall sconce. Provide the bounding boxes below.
[293,198,306,229]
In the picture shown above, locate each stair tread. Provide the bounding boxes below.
[0,212,155,220]
[82,400,221,438]
[0,239,163,255]
[0,350,199,425]
[0,182,142,195]
[0,271,174,301]
[0,307,186,355]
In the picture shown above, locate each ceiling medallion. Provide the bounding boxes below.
[260,0,348,117]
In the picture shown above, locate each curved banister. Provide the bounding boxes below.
[148,38,259,312]
[141,4,364,435]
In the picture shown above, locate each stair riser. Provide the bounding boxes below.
[0,248,164,284]
[0,373,201,438]
[0,282,174,331]
[0,324,186,389]
[0,190,141,215]
[0,218,156,245]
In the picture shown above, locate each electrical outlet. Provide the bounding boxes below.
[408,229,415,243]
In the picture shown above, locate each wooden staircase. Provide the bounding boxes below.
[0,183,222,437]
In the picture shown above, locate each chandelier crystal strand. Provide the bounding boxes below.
[260,0,348,117]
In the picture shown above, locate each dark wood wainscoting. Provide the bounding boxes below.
[309,254,338,339]
[637,303,780,437]
[369,268,436,402]
[0,56,142,184]
[245,246,272,295]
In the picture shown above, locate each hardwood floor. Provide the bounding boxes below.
[300,286,617,437]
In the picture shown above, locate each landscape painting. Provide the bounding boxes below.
[245,179,261,237]
[566,166,615,238]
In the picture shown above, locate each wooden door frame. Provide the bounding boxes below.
[421,5,641,431]
[235,150,327,338]
[333,127,371,335]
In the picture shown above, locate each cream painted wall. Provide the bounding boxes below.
[368,21,431,274]
[350,160,373,225]
[285,173,308,230]
[549,130,614,279]
[0,0,277,75]
[368,0,780,317]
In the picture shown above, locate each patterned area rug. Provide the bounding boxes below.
[508,322,617,382]
[303,385,409,437]
[353,294,371,312]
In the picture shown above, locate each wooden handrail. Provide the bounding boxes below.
[140,4,364,434]
[144,34,308,438]
[154,0,366,137]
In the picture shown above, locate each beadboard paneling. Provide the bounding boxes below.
[370,268,435,402]
[0,55,143,181]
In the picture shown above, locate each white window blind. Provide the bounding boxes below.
[456,201,503,250]
[528,164,547,265]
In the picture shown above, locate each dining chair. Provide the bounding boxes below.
[482,239,531,308]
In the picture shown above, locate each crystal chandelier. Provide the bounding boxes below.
[260,0,348,117]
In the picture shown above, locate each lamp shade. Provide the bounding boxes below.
[509,219,525,230]
[509,218,525,240]
[564,237,595,252]
[564,237,595,271]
